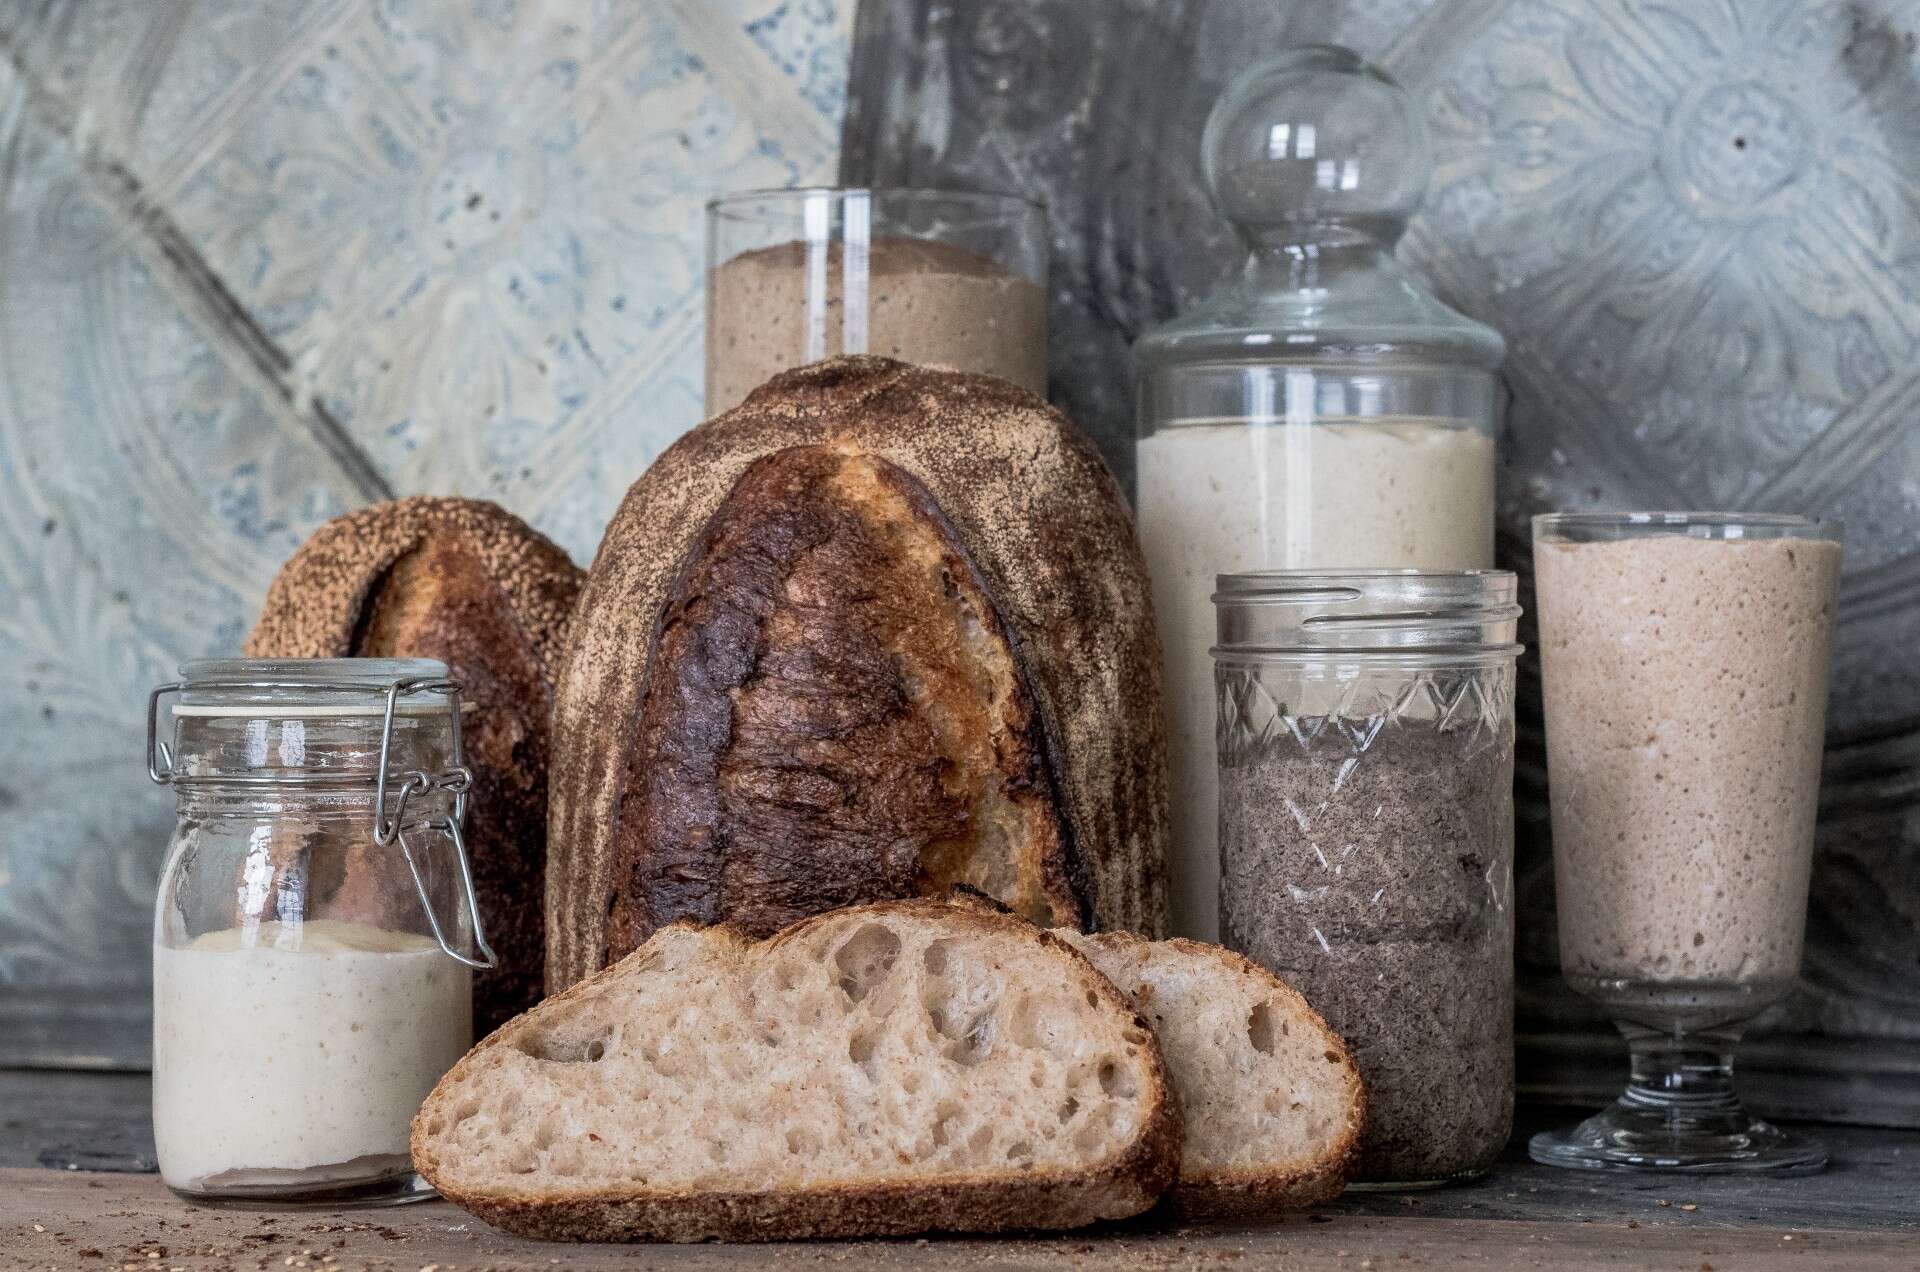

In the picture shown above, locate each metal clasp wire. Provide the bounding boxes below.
[145,672,494,969]
[146,682,184,783]
[394,817,498,971]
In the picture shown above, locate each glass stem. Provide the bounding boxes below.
[1616,1022,1749,1129]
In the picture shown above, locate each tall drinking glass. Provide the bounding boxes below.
[1529,512,1842,1173]
[705,188,1047,413]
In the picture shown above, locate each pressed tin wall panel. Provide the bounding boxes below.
[845,0,1920,1123]
[0,0,852,1068]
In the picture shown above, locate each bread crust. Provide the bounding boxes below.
[1063,932,1367,1217]
[246,495,583,1031]
[412,898,1182,1242]
[604,445,1075,955]
[548,357,1169,991]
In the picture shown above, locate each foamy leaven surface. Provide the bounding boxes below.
[1535,534,1842,990]
[706,236,1047,414]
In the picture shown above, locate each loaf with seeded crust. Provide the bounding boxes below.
[547,356,1169,990]
[247,495,583,1032]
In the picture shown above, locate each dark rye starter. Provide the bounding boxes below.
[1221,718,1514,1185]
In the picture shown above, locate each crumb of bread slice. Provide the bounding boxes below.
[412,899,1181,1242]
[1058,930,1365,1216]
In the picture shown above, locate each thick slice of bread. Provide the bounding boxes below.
[412,899,1181,1242]
[1059,931,1365,1217]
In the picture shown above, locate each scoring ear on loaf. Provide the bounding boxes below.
[547,356,1170,992]
[247,495,583,1032]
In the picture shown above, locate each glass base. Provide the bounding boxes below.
[1530,1105,1826,1174]
[166,1170,438,1210]
[1530,1021,1827,1175]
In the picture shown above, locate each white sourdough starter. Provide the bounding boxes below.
[1137,419,1495,939]
[1535,535,1841,1020]
[153,919,470,1194]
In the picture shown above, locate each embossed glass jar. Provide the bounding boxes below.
[1213,571,1521,1187]
[1134,47,1505,942]
[147,659,493,1208]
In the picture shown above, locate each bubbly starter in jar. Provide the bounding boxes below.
[153,919,471,1194]
[1138,418,1494,938]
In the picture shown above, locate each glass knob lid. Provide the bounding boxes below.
[1202,45,1430,251]
[1135,43,1503,382]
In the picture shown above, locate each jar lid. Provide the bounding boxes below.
[171,658,457,718]
[1135,45,1504,376]
[1213,568,1523,661]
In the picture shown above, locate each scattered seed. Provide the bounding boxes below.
[1656,1199,1671,1208]
[1680,1203,1697,1212]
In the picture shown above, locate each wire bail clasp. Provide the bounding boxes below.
[371,677,495,971]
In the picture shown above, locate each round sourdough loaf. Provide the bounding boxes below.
[548,356,1169,990]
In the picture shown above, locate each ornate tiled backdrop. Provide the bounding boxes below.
[0,0,853,1067]
[8,0,1920,1127]
[844,0,1920,1123]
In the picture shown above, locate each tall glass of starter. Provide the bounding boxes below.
[706,187,1048,413]
[1529,513,1843,1173]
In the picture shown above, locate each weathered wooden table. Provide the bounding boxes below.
[5,1072,1916,1270]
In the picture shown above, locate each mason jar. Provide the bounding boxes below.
[1213,571,1521,1187]
[147,658,493,1207]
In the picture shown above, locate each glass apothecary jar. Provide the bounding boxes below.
[1135,46,1505,941]
[1213,571,1521,1187]
[147,659,493,1208]
[706,187,1048,413]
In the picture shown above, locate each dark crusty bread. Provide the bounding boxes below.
[246,496,583,1032]
[1058,931,1366,1216]
[548,356,1169,990]
[411,898,1181,1242]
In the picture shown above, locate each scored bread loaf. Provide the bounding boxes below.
[411,898,1181,1242]
[1058,931,1365,1216]
[247,496,583,1032]
[547,356,1169,991]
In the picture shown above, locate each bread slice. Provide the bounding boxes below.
[247,496,582,1033]
[411,899,1181,1242]
[1058,931,1365,1216]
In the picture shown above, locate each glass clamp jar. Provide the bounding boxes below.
[1213,571,1521,1188]
[146,659,495,1208]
